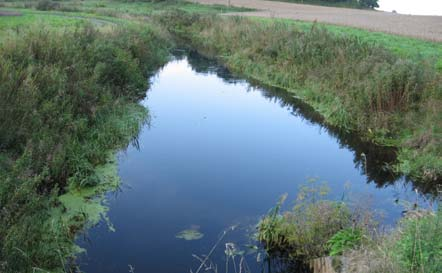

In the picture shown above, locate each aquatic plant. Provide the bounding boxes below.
[190,226,252,273]
[176,228,204,241]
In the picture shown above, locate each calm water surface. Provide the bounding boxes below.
[78,53,418,273]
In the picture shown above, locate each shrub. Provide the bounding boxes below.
[35,0,60,11]
[360,0,379,8]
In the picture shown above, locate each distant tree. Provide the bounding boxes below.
[297,0,380,9]
[359,0,379,8]
[293,0,379,9]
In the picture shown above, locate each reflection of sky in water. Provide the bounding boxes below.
[378,0,442,15]
[79,57,420,273]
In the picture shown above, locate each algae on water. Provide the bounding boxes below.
[51,154,121,236]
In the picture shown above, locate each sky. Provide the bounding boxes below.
[377,0,442,16]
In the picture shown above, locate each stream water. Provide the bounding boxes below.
[78,52,420,273]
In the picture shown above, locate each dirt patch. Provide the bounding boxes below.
[193,0,442,41]
[0,11,22,16]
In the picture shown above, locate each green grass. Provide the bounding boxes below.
[258,183,355,263]
[0,10,86,32]
[0,0,253,36]
[1,0,252,18]
[253,17,442,68]
[78,0,252,14]
[259,183,442,272]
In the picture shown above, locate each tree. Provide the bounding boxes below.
[359,0,379,8]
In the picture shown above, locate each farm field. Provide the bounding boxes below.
[195,0,442,41]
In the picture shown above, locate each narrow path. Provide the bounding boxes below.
[194,0,442,41]
[40,12,119,27]
[0,11,22,16]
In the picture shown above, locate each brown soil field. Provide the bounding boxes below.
[193,0,442,41]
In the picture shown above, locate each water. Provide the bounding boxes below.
[78,52,419,273]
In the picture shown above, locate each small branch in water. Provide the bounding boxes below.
[194,226,236,273]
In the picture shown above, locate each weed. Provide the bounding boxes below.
[327,228,363,256]
[257,182,355,264]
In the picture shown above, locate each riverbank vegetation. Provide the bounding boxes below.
[156,11,442,186]
[0,22,170,272]
[0,0,251,17]
[252,17,442,65]
[258,183,441,272]
[0,1,441,272]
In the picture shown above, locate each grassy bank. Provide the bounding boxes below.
[0,23,171,272]
[258,183,441,272]
[0,0,251,17]
[155,11,442,187]
[0,11,84,32]
[252,17,442,67]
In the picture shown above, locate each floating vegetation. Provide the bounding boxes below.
[176,228,204,241]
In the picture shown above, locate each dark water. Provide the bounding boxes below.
[78,53,420,273]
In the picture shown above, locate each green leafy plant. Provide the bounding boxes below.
[327,228,363,256]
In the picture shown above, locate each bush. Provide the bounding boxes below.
[360,0,379,8]
[36,0,60,11]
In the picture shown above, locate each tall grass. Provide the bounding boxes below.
[258,184,441,272]
[0,24,170,272]
[155,11,442,185]
[394,207,442,272]
[257,182,375,266]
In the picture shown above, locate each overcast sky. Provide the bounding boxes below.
[377,0,442,15]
